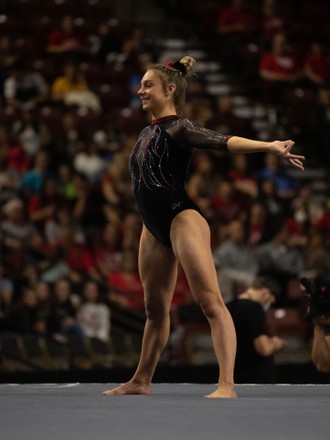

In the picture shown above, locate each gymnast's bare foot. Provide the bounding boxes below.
[205,385,237,399]
[102,381,151,396]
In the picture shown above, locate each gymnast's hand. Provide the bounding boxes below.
[270,140,305,170]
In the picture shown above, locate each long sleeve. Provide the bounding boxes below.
[168,118,230,152]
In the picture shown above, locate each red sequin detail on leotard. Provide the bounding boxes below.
[151,115,179,125]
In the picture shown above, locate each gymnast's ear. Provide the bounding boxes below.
[166,83,176,96]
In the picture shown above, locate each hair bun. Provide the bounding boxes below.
[179,56,196,77]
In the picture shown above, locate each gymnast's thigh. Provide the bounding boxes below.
[138,226,178,311]
[170,210,222,304]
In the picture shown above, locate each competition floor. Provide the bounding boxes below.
[1,383,329,440]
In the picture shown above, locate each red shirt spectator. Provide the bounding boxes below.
[0,125,29,173]
[7,142,30,173]
[261,0,289,43]
[314,197,330,247]
[259,33,301,82]
[217,0,259,35]
[303,42,330,85]
[52,224,98,283]
[211,179,247,225]
[47,15,86,55]
[27,177,63,228]
[108,250,144,310]
[92,223,122,278]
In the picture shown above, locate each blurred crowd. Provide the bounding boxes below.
[0,0,330,355]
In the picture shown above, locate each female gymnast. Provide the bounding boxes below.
[103,56,304,398]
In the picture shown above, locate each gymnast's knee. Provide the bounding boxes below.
[197,298,226,320]
[144,303,170,322]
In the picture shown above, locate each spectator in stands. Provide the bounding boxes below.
[9,287,47,334]
[35,280,52,318]
[291,182,323,225]
[256,221,306,298]
[0,35,21,99]
[92,222,122,280]
[260,0,288,47]
[19,263,40,293]
[108,249,144,310]
[11,109,50,159]
[0,163,20,206]
[186,152,219,222]
[213,219,260,302]
[256,153,299,205]
[39,249,71,285]
[92,127,122,160]
[285,185,321,251]
[284,199,310,248]
[313,195,330,248]
[51,61,101,113]
[20,149,49,197]
[286,182,324,249]
[186,77,214,110]
[303,229,330,279]
[67,172,107,229]
[206,94,256,139]
[107,248,145,338]
[254,178,285,240]
[316,88,330,163]
[3,60,49,110]
[115,27,154,70]
[51,223,100,285]
[52,112,86,166]
[101,151,133,212]
[217,0,260,74]
[77,280,111,343]
[211,178,248,226]
[227,154,258,199]
[303,275,330,373]
[47,15,86,56]
[259,32,302,104]
[312,314,330,373]
[303,41,330,88]
[89,20,122,65]
[43,200,72,246]
[73,139,107,183]
[226,276,286,383]
[1,198,35,253]
[0,125,29,174]
[246,200,267,247]
[27,176,64,230]
[107,249,144,311]
[23,229,53,268]
[217,0,259,38]
[0,263,14,319]
[48,277,84,341]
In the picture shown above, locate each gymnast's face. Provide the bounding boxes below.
[138,69,175,117]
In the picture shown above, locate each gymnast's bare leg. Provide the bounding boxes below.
[103,226,178,395]
[103,210,237,398]
[170,210,237,398]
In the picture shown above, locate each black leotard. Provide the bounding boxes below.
[129,116,230,247]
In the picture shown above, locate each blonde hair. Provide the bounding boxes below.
[148,56,197,114]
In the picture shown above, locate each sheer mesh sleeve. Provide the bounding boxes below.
[167,118,230,152]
